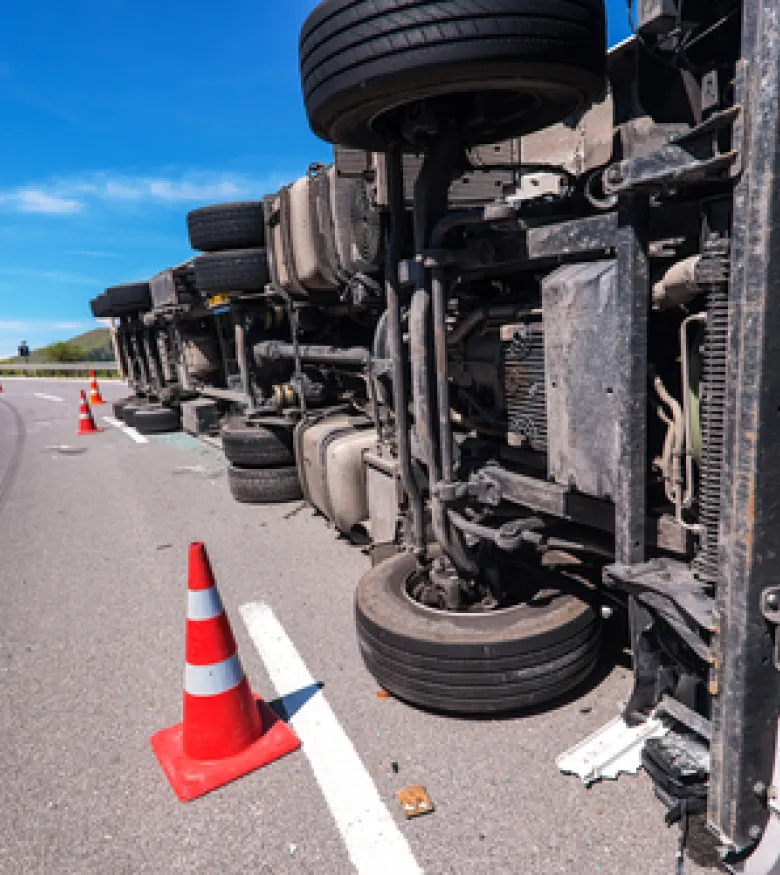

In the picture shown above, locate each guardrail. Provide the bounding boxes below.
[0,362,119,372]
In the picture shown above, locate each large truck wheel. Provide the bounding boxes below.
[113,395,142,422]
[221,419,294,467]
[89,293,113,318]
[105,282,152,314]
[227,464,303,504]
[355,550,602,714]
[121,402,148,428]
[187,202,266,252]
[299,0,607,150]
[193,249,270,294]
[132,406,182,434]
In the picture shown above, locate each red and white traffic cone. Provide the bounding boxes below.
[76,390,101,435]
[150,542,300,802]
[88,370,104,405]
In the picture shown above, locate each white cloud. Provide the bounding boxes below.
[7,189,83,214]
[147,179,244,201]
[0,319,92,334]
[53,321,87,330]
[104,181,143,200]
[0,169,282,216]
[0,267,96,285]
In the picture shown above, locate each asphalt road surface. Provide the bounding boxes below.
[0,379,718,874]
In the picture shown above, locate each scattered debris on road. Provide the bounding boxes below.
[44,445,87,455]
[396,785,434,819]
[282,501,307,520]
[556,714,670,787]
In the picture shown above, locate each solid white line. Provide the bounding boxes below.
[239,602,422,875]
[33,392,64,402]
[101,416,149,444]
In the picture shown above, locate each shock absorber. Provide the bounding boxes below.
[693,236,730,585]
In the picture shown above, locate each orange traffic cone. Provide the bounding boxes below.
[150,542,300,802]
[0,383,3,392]
[88,370,104,405]
[76,390,101,435]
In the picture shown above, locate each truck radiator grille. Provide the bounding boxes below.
[502,322,547,452]
[693,239,730,586]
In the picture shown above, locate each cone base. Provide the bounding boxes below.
[150,697,300,802]
[76,427,103,435]
[90,399,105,405]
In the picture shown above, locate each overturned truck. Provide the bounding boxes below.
[91,0,780,866]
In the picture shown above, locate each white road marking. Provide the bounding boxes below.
[239,602,422,875]
[101,416,149,444]
[33,392,64,402]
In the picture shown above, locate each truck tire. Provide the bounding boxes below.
[299,0,607,151]
[132,406,181,434]
[355,550,602,714]
[194,249,270,294]
[106,282,152,314]
[227,464,303,504]
[187,202,266,252]
[221,419,294,467]
[121,402,147,428]
[113,395,141,422]
[90,293,112,318]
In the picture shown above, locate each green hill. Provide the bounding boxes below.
[62,328,114,361]
[4,328,114,364]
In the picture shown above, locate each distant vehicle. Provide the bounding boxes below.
[18,341,29,358]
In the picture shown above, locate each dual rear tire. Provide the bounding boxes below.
[222,418,302,504]
[114,397,181,434]
[187,202,270,296]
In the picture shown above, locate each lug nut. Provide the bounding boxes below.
[753,781,767,799]
[766,592,779,610]
[601,605,614,620]
[749,825,763,841]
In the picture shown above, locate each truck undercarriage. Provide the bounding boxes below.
[89,1,780,867]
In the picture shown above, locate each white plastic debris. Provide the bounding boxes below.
[556,714,670,786]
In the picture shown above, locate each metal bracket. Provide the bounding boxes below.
[605,559,719,633]
[603,106,742,195]
[421,248,484,269]
[760,587,780,670]
[431,475,502,506]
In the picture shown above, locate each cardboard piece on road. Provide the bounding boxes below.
[396,785,435,819]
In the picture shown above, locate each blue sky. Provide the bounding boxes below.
[0,1,630,358]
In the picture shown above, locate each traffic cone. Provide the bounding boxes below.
[150,542,300,802]
[76,390,101,435]
[88,370,105,405]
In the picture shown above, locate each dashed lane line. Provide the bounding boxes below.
[33,392,64,402]
[239,602,423,875]
[101,416,149,444]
